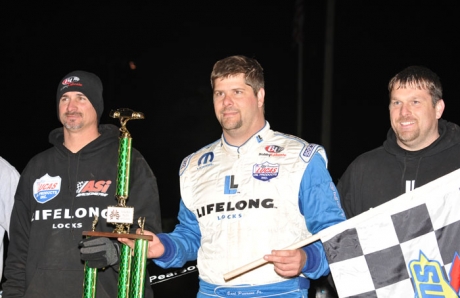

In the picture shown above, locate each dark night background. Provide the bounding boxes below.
[1,0,460,296]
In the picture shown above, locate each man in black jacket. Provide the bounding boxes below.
[3,70,162,297]
[338,65,460,219]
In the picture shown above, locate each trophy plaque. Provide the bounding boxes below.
[82,108,153,298]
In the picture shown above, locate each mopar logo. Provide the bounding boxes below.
[198,152,214,166]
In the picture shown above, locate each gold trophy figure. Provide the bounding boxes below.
[82,108,152,298]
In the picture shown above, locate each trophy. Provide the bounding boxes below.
[82,108,153,298]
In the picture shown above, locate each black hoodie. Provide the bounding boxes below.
[337,119,460,219]
[3,124,162,297]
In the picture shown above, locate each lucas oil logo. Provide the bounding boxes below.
[76,180,112,197]
[253,162,279,181]
[33,174,62,204]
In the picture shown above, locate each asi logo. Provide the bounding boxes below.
[409,251,459,297]
[76,180,112,197]
[33,174,62,204]
[253,162,279,181]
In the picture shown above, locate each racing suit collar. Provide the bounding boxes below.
[221,121,271,155]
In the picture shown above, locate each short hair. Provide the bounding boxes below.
[388,65,443,106]
[210,55,264,96]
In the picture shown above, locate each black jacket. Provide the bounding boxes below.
[337,119,460,219]
[3,124,162,297]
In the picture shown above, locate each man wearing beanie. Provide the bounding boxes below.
[3,70,162,297]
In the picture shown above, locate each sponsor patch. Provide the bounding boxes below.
[302,144,318,158]
[76,180,112,197]
[33,174,61,204]
[265,145,284,153]
[300,143,323,163]
[409,251,459,296]
[259,145,286,157]
[60,75,82,91]
[198,152,214,166]
[252,162,279,181]
[179,153,193,176]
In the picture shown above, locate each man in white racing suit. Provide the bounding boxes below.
[121,55,345,297]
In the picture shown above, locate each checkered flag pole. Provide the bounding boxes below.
[223,234,321,281]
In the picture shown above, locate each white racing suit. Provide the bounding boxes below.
[154,122,345,297]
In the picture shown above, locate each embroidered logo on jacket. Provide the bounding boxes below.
[302,144,317,158]
[265,145,284,153]
[33,174,62,204]
[253,162,279,181]
[197,152,214,170]
[259,145,286,157]
[179,153,193,176]
[76,180,112,197]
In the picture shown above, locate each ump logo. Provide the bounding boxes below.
[253,162,279,181]
[33,174,62,204]
[198,152,214,169]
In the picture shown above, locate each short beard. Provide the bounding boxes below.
[396,130,419,145]
[63,121,83,131]
[220,118,243,131]
[61,113,83,131]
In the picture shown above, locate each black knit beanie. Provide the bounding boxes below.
[56,70,104,123]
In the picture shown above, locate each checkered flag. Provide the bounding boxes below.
[223,169,460,296]
[321,169,460,297]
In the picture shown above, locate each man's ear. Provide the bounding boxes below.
[435,99,445,119]
[257,88,265,108]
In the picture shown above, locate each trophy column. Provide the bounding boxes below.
[83,108,153,298]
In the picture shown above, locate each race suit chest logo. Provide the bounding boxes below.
[76,180,112,197]
[33,174,61,203]
[259,145,286,157]
[253,162,279,181]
